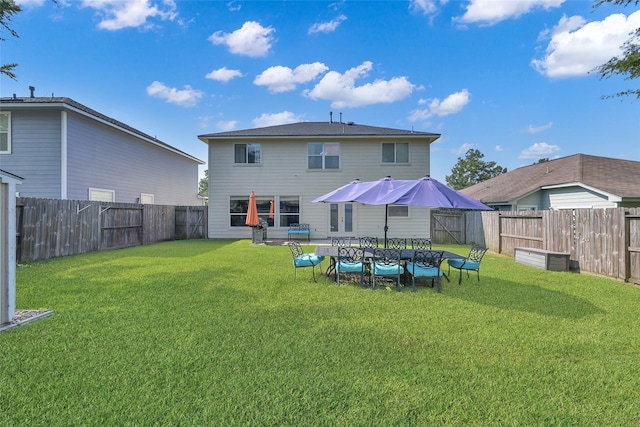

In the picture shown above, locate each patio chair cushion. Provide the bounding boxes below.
[288,223,311,241]
[406,262,442,278]
[373,263,405,276]
[337,260,365,273]
[294,254,324,268]
[448,259,479,271]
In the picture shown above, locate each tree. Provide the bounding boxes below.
[445,149,507,190]
[593,0,640,99]
[0,0,21,80]
[198,169,209,195]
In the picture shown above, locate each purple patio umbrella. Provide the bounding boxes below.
[313,176,491,247]
[311,179,378,203]
[375,176,492,210]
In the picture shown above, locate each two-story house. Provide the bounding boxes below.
[198,120,440,240]
[0,92,205,205]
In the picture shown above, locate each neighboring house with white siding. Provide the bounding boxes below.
[198,120,440,240]
[0,93,204,205]
[461,154,640,211]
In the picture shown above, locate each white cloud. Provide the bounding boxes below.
[408,89,471,122]
[456,0,564,25]
[524,122,553,134]
[409,0,442,16]
[226,1,241,12]
[254,62,329,93]
[205,67,243,82]
[495,145,503,152]
[216,120,238,131]
[81,0,177,31]
[303,61,415,108]
[252,111,304,127]
[519,142,560,159]
[531,11,640,78]
[308,14,347,34]
[209,21,275,57]
[453,143,477,156]
[146,81,203,107]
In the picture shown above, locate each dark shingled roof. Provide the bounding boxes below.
[461,154,640,203]
[198,121,440,139]
[1,96,204,164]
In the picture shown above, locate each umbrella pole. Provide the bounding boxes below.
[384,204,389,248]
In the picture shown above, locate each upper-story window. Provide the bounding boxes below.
[308,142,340,170]
[382,142,409,164]
[234,143,261,164]
[0,112,11,154]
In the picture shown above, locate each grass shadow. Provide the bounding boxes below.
[447,275,605,319]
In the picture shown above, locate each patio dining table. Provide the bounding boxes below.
[314,245,464,284]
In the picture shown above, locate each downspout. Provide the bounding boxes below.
[61,111,68,199]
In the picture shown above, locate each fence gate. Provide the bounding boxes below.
[626,214,640,285]
[431,209,465,244]
[175,206,207,239]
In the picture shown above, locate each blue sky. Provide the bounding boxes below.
[2,0,639,183]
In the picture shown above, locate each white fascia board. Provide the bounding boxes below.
[199,134,439,144]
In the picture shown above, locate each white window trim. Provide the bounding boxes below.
[0,112,11,154]
[381,142,409,164]
[140,193,154,204]
[517,205,537,211]
[307,142,341,170]
[88,187,115,202]
[388,205,409,217]
[233,143,262,165]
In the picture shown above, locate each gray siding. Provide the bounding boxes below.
[66,112,200,205]
[0,109,62,198]
[517,192,542,210]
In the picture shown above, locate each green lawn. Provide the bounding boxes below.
[2,240,640,426]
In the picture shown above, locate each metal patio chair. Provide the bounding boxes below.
[288,241,324,282]
[386,237,407,249]
[411,238,432,250]
[447,244,489,284]
[406,250,444,292]
[358,237,379,249]
[371,248,404,291]
[336,246,367,286]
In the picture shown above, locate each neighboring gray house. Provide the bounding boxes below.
[0,92,204,205]
[461,154,640,211]
[199,120,440,240]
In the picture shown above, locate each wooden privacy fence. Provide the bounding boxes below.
[16,197,207,262]
[464,207,640,284]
